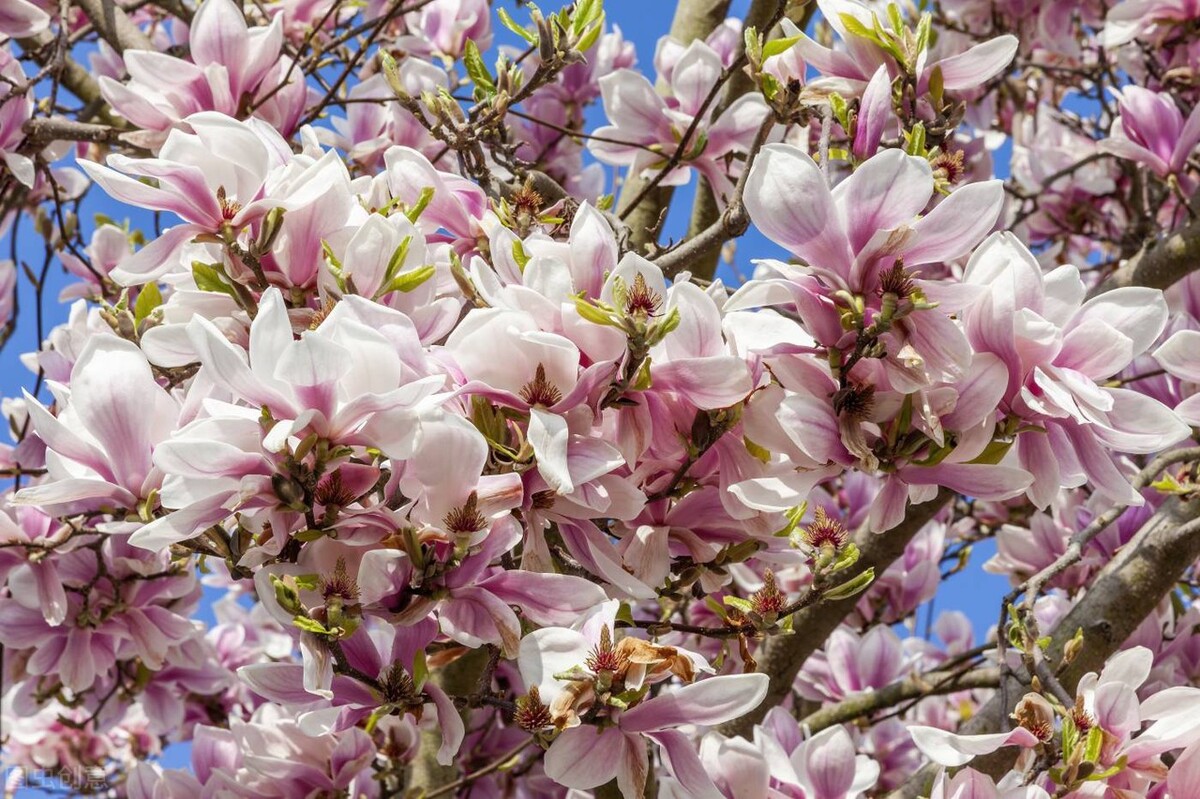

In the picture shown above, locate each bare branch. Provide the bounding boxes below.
[799,665,1000,734]
[1090,214,1200,297]
[74,0,156,53]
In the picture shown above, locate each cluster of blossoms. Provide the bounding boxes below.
[5,0,1200,797]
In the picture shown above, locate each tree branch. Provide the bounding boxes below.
[716,488,955,738]
[887,494,1200,798]
[74,0,156,53]
[1090,215,1200,297]
[683,0,816,281]
[615,0,733,254]
[799,664,1000,734]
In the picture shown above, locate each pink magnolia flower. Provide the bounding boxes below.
[99,0,308,138]
[133,289,446,550]
[799,625,909,703]
[1100,86,1200,179]
[79,112,297,282]
[929,768,1051,799]
[13,336,178,516]
[130,708,379,799]
[1153,328,1200,425]
[542,673,769,797]
[445,306,619,494]
[689,708,879,799]
[907,724,1041,768]
[396,0,491,59]
[1103,0,1200,47]
[238,615,465,764]
[789,0,1017,97]
[0,0,49,38]
[588,40,770,201]
[0,258,13,328]
[732,144,1003,393]
[961,232,1190,508]
[0,45,35,188]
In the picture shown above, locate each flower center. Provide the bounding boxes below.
[520,363,563,408]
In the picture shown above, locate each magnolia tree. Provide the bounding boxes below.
[7,0,1200,796]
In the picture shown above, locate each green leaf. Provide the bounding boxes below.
[723,595,754,613]
[573,296,620,326]
[381,235,413,288]
[743,26,762,67]
[405,186,436,223]
[914,12,933,56]
[839,13,877,42]
[498,6,538,44]
[761,34,801,60]
[292,616,331,635]
[830,543,861,572]
[744,436,771,464]
[1085,756,1127,781]
[292,574,320,591]
[823,567,875,600]
[463,40,495,92]
[928,63,944,107]
[1083,726,1104,763]
[381,264,436,295]
[191,261,236,298]
[512,239,531,271]
[630,356,653,390]
[575,16,604,53]
[906,121,927,156]
[572,0,603,35]
[412,649,429,690]
[133,282,163,323]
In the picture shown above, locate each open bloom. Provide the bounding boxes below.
[1100,85,1200,179]
[961,232,1190,507]
[99,0,308,138]
[79,112,341,283]
[14,336,178,516]
[788,0,1017,97]
[588,39,770,201]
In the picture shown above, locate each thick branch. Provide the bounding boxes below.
[684,0,816,281]
[716,488,954,738]
[1091,216,1200,297]
[615,0,733,253]
[74,0,156,53]
[22,117,122,147]
[799,665,1000,734]
[887,494,1200,798]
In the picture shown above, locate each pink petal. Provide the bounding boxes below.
[743,145,854,278]
[623,673,769,733]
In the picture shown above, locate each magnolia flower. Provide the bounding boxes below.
[0,46,35,188]
[14,337,178,516]
[929,768,1051,799]
[1153,328,1200,425]
[588,39,770,201]
[1100,86,1200,179]
[961,232,1190,507]
[0,0,49,38]
[445,306,619,494]
[80,112,292,281]
[1103,0,1200,47]
[790,0,1018,96]
[99,0,307,137]
[542,674,769,797]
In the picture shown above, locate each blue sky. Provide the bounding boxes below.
[2,0,1017,785]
